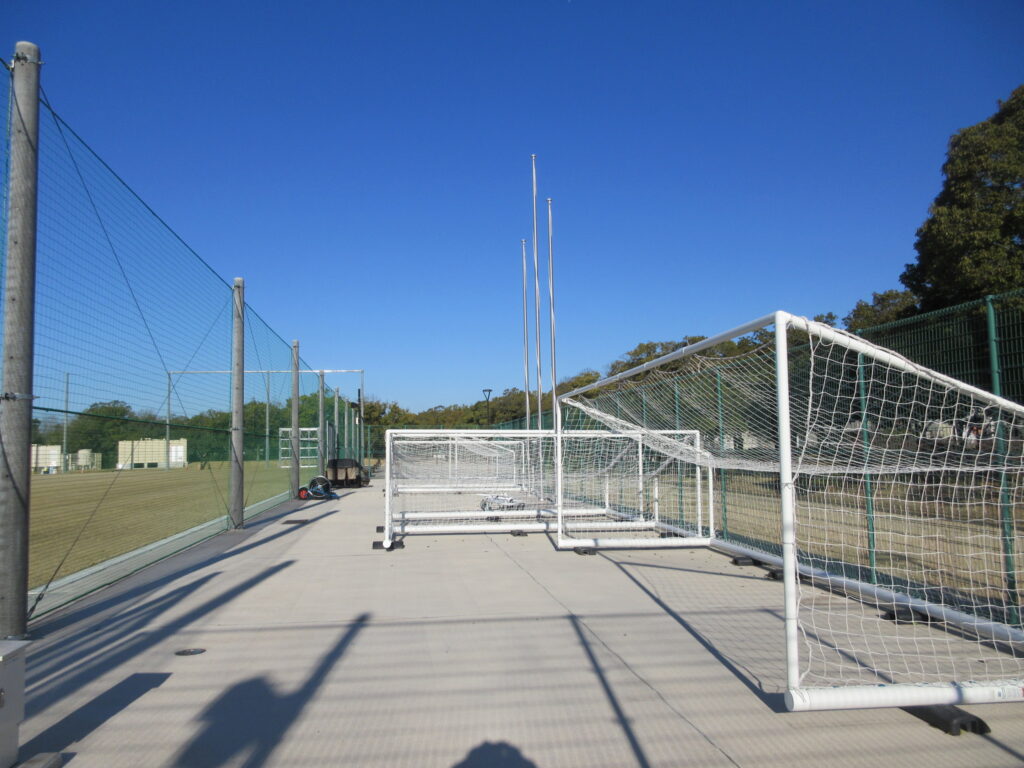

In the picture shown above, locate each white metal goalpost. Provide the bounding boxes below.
[382,310,1024,711]
[383,428,709,546]
[555,310,1024,711]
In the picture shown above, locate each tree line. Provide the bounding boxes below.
[31,392,334,468]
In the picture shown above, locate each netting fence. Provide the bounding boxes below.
[1,72,341,617]
[859,289,1024,405]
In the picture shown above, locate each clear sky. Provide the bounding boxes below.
[6,1,1023,412]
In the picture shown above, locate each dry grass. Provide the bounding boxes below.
[28,461,292,588]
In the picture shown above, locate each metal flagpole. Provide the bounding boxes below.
[520,238,531,429]
[290,342,300,498]
[317,370,326,475]
[547,198,563,531]
[531,155,543,429]
[547,199,559,429]
[333,387,340,461]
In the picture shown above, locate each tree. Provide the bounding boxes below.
[901,85,1024,311]
[842,289,918,332]
[66,401,135,467]
[608,341,692,377]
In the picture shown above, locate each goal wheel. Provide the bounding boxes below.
[298,487,310,499]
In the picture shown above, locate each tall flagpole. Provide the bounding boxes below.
[547,197,563,531]
[521,238,531,429]
[531,155,543,429]
[547,198,559,431]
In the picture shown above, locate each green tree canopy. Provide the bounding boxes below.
[901,84,1024,311]
[842,289,919,332]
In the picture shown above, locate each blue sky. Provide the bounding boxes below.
[6,1,1023,412]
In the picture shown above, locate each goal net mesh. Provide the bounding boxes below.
[386,432,555,536]
[556,428,706,545]
[563,317,1024,691]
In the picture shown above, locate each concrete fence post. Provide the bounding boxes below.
[291,341,300,498]
[0,41,41,640]
[229,278,245,528]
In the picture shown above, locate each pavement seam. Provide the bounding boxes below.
[489,535,744,767]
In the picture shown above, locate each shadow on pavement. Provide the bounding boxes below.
[602,553,787,713]
[451,741,539,767]
[569,614,651,768]
[27,561,295,719]
[19,672,170,759]
[29,502,338,641]
[171,612,370,768]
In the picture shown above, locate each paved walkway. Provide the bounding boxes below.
[18,483,1024,767]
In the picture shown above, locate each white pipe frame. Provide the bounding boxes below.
[553,310,1024,711]
[774,311,801,697]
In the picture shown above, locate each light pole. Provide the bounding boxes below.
[482,388,492,427]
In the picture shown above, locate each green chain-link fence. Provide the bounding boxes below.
[859,289,1024,404]
[494,290,1024,433]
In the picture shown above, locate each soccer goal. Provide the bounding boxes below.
[383,428,711,548]
[558,310,1024,711]
[556,429,711,548]
[383,430,557,542]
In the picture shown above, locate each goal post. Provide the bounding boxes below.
[383,428,712,549]
[554,427,712,549]
[557,310,1024,711]
[383,430,557,545]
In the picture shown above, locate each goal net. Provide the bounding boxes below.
[559,311,1024,711]
[556,429,710,548]
[384,430,556,541]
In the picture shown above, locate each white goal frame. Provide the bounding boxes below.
[554,429,712,549]
[384,428,708,546]
[381,312,1024,711]
[555,310,1024,712]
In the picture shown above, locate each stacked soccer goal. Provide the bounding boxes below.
[384,431,556,537]
[383,311,1024,711]
[383,428,710,545]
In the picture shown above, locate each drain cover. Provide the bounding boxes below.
[175,648,206,656]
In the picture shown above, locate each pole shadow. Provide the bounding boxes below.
[19,672,170,759]
[569,614,651,768]
[27,561,295,719]
[601,554,787,713]
[171,612,370,768]
[28,572,218,689]
[28,504,336,645]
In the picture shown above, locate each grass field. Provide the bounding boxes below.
[28,461,292,589]
[564,463,1023,617]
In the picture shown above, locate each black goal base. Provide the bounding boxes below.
[903,705,991,736]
